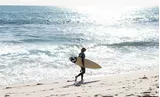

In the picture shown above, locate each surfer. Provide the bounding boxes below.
[75,47,86,82]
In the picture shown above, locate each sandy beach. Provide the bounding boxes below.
[0,70,159,97]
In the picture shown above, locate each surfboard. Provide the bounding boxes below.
[69,57,101,69]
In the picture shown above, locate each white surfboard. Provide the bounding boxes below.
[69,57,101,69]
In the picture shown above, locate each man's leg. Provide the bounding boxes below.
[80,69,85,82]
[75,72,82,82]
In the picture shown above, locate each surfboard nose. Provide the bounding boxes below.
[69,57,73,61]
[69,57,77,63]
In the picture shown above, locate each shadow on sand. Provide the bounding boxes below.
[63,80,100,88]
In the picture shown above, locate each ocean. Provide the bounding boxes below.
[0,6,159,85]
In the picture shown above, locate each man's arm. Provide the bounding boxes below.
[82,58,85,67]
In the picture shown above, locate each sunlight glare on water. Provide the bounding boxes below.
[72,6,135,25]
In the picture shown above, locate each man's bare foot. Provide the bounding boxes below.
[80,80,84,83]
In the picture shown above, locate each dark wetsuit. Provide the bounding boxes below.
[76,52,85,80]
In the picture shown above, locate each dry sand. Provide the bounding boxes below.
[0,70,159,97]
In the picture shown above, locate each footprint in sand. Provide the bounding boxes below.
[5,87,12,89]
[126,94,134,96]
[95,94,113,97]
[141,75,148,79]
[36,83,43,85]
[4,95,10,97]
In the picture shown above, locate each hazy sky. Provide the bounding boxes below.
[0,0,158,7]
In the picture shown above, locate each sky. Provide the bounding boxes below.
[0,0,158,8]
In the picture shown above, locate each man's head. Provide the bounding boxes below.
[81,47,86,52]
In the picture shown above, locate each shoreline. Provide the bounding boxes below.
[0,70,159,97]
